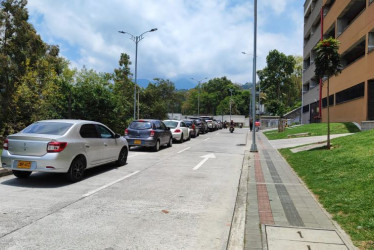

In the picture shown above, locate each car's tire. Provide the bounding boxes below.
[180,133,184,143]
[188,133,191,140]
[167,137,173,147]
[153,140,160,152]
[117,147,128,166]
[66,156,86,182]
[12,170,31,179]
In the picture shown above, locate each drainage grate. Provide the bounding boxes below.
[265,225,348,250]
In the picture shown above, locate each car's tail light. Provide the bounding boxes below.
[175,129,181,133]
[47,142,67,153]
[3,139,8,150]
[125,129,129,136]
[150,130,155,137]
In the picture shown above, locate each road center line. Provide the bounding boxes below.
[82,171,140,198]
[178,147,191,154]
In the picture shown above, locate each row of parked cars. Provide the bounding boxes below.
[1,117,223,182]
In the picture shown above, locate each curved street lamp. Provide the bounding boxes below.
[191,77,208,116]
[119,28,158,119]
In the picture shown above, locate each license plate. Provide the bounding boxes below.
[17,161,31,169]
[134,140,141,145]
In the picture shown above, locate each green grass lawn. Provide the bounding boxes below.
[264,122,360,140]
[280,129,374,249]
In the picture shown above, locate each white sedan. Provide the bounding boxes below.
[1,119,129,182]
[163,120,190,143]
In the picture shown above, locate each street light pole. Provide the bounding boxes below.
[119,28,158,120]
[229,89,233,121]
[251,0,258,152]
[191,77,207,116]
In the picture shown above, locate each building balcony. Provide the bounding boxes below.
[304,0,322,37]
[304,25,321,57]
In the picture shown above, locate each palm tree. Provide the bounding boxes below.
[314,38,342,149]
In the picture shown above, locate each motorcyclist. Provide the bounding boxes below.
[229,120,235,133]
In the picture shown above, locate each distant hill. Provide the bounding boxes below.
[241,82,253,90]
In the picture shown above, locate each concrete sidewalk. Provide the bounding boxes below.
[228,131,357,250]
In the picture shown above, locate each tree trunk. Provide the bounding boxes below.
[327,78,331,149]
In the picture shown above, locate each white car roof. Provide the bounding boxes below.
[37,119,102,125]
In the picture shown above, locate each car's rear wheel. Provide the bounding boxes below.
[153,140,160,152]
[167,137,172,147]
[12,170,31,179]
[66,156,86,182]
[180,133,184,143]
[117,147,128,166]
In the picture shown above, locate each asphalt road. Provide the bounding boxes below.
[0,128,247,250]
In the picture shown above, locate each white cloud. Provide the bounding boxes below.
[27,0,303,86]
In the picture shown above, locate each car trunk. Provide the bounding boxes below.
[127,129,151,138]
[7,134,58,156]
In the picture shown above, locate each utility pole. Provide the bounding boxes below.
[250,0,258,152]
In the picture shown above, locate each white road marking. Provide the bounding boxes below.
[193,153,216,171]
[82,171,140,198]
[203,138,210,141]
[216,133,220,135]
[178,147,191,154]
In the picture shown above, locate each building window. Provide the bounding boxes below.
[341,36,366,68]
[337,0,366,36]
[336,82,365,105]
[322,95,335,108]
[369,30,374,53]
[323,0,336,16]
[324,23,336,39]
[303,104,310,113]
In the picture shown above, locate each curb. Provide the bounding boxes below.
[226,131,251,250]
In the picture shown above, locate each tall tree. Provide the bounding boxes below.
[141,78,176,119]
[112,53,134,130]
[314,38,342,149]
[0,0,67,135]
[257,50,296,131]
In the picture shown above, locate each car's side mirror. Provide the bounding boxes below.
[115,133,121,138]
[166,127,170,131]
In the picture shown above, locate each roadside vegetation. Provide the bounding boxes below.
[280,129,374,249]
[263,122,360,140]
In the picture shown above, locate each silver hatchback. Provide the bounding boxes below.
[1,120,129,182]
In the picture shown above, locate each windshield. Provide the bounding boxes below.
[22,122,73,135]
[130,121,152,130]
[164,121,178,128]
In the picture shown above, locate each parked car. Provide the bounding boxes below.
[163,120,190,142]
[183,119,199,138]
[204,119,215,131]
[1,119,129,182]
[216,120,223,129]
[189,117,208,134]
[125,119,172,151]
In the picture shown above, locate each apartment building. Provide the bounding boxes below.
[302,0,374,126]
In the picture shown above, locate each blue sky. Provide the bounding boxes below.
[27,0,303,89]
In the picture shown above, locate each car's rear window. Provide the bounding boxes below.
[184,121,192,126]
[164,121,178,128]
[22,122,73,135]
[130,121,152,130]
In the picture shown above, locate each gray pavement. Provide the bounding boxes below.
[232,131,357,250]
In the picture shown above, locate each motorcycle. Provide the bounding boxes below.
[229,126,234,133]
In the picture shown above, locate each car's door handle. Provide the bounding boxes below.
[85,145,90,148]
[104,143,108,147]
